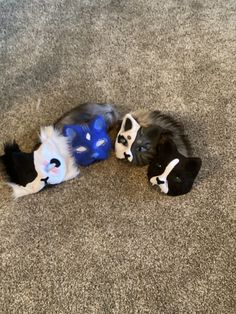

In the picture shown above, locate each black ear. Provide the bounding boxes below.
[2,141,21,155]
[157,136,177,155]
[186,157,202,178]
[124,117,132,131]
[142,126,163,149]
[1,142,37,186]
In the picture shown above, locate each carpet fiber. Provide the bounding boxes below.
[1,0,236,313]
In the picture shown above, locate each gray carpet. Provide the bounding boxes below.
[1,0,236,313]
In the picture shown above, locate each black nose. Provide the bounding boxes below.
[124,152,131,160]
[157,178,164,185]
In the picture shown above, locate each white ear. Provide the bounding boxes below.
[40,126,60,143]
[120,114,132,131]
[120,114,140,132]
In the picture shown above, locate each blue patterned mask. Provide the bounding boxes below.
[63,115,112,166]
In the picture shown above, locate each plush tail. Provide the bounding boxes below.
[54,102,120,130]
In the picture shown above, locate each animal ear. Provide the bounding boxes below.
[1,145,37,187]
[144,125,162,141]
[158,131,172,145]
[40,126,56,142]
[186,157,202,178]
[120,114,140,133]
[63,126,77,140]
[124,117,132,131]
[157,136,177,154]
[91,116,106,131]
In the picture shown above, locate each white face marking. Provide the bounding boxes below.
[76,146,87,152]
[115,114,140,161]
[150,159,179,194]
[96,139,106,147]
[86,133,91,141]
[150,176,158,186]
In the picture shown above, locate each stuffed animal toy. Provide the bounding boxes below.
[63,115,112,166]
[147,138,202,196]
[115,111,191,166]
[1,126,79,198]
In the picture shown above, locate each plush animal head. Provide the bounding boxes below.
[115,114,163,166]
[1,127,79,198]
[148,139,202,196]
[63,115,112,166]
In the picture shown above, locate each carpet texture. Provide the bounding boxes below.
[1,0,236,313]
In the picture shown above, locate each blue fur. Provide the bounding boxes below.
[63,115,112,166]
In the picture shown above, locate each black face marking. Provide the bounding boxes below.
[41,176,49,185]
[50,158,61,167]
[124,118,132,131]
[118,135,128,146]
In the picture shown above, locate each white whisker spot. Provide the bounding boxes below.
[96,139,105,147]
[86,133,91,141]
[76,146,87,152]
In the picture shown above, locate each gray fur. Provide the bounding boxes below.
[132,110,192,157]
[55,103,119,131]
[115,110,192,166]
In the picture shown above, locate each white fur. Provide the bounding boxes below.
[8,176,44,199]
[115,114,140,161]
[36,126,79,182]
[150,159,179,194]
[10,126,79,199]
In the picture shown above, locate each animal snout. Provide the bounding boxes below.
[124,152,131,160]
[157,178,165,185]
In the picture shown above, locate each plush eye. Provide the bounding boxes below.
[50,158,61,167]
[156,163,162,168]
[96,139,106,147]
[175,176,182,183]
[76,146,87,152]
[137,146,147,152]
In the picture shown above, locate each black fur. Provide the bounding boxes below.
[1,142,37,186]
[148,139,202,196]
[130,126,164,166]
[133,110,192,157]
